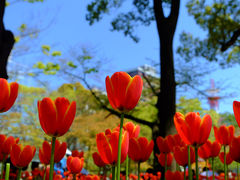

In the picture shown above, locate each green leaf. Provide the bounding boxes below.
[19,24,27,32]
[67,61,77,68]
[33,62,46,69]
[14,36,20,43]
[41,45,51,55]
[51,51,62,57]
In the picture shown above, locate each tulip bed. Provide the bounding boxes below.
[1,72,240,180]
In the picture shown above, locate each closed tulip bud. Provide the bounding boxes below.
[156,136,171,153]
[72,150,84,158]
[219,152,233,165]
[214,125,234,146]
[123,122,140,139]
[229,135,240,162]
[156,153,173,167]
[0,134,19,156]
[173,145,195,167]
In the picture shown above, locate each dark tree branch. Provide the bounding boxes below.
[63,70,154,127]
[142,73,158,96]
[153,0,165,22]
[221,27,240,52]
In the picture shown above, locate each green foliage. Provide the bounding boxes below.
[19,24,27,32]
[178,0,240,66]
[24,0,44,3]
[51,51,61,57]
[41,45,51,55]
[177,96,203,114]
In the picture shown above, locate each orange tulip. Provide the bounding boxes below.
[156,136,171,153]
[165,170,184,180]
[67,156,84,174]
[233,101,240,127]
[72,150,84,158]
[10,144,36,168]
[0,78,19,113]
[174,112,212,146]
[128,137,154,162]
[105,71,143,112]
[123,122,140,139]
[92,152,106,167]
[156,153,173,167]
[38,97,76,137]
[96,130,129,165]
[39,140,67,165]
[173,146,195,167]
[229,135,240,163]
[0,134,19,158]
[214,125,235,146]
[219,152,233,165]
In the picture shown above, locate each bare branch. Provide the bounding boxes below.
[221,27,240,52]
[142,73,158,96]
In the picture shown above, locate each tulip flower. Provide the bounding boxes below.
[0,78,19,113]
[67,156,84,175]
[233,101,240,128]
[165,170,184,180]
[173,145,195,167]
[39,140,67,165]
[174,112,212,180]
[156,136,171,154]
[106,71,143,180]
[214,125,234,180]
[166,134,185,152]
[92,152,106,167]
[38,97,76,180]
[156,153,173,168]
[96,130,129,165]
[219,152,233,165]
[128,137,153,180]
[0,135,19,179]
[105,71,143,112]
[10,144,36,180]
[123,121,140,179]
[72,150,84,158]
[229,135,240,163]
[38,97,76,137]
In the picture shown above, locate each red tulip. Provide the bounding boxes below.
[0,78,19,113]
[214,125,234,146]
[229,135,240,163]
[199,140,221,159]
[10,144,36,168]
[123,122,140,138]
[39,140,67,165]
[72,150,84,158]
[85,175,100,180]
[166,134,185,152]
[173,146,195,167]
[165,170,184,180]
[0,134,19,157]
[92,152,106,167]
[219,152,233,165]
[96,130,129,165]
[233,101,240,128]
[156,136,171,153]
[38,97,76,137]
[67,156,84,174]
[174,112,212,146]
[105,71,143,111]
[128,137,154,162]
[156,153,173,167]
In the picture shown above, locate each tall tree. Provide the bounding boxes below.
[86,0,180,168]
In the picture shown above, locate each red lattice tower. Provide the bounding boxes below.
[207,79,220,111]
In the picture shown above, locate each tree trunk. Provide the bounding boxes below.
[153,0,180,170]
[0,0,15,79]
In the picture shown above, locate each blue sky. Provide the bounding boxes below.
[4,0,240,113]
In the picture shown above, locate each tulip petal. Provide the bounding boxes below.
[4,82,19,112]
[105,76,117,109]
[128,138,141,162]
[55,142,67,163]
[198,114,212,145]
[123,75,143,110]
[233,101,240,128]
[96,133,113,164]
[0,79,10,112]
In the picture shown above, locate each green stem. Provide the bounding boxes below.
[117,113,124,180]
[206,160,208,180]
[164,153,167,180]
[227,165,228,180]
[43,165,47,180]
[224,146,227,180]
[212,157,215,180]
[126,155,129,180]
[49,136,56,180]
[188,146,192,180]
[1,155,6,179]
[16,168,22,180]
[195,146,199,180]
[237,163,239,180]
[73,174,76,180]
[138,162,140,180]
[184,166,186,180]
[4,163,10,180]
[112,166,116,180]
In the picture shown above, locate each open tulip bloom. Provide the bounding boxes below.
[105,72,143,180]
[174,112,212,180]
